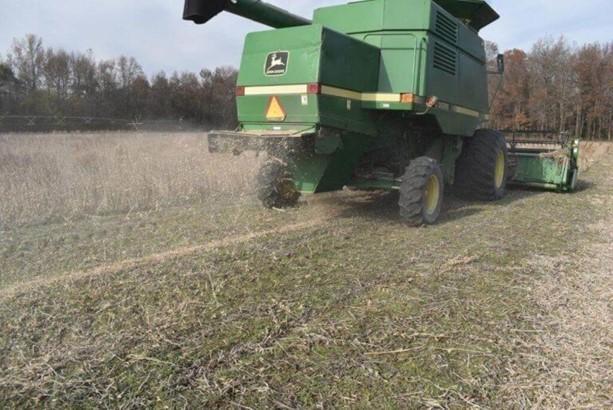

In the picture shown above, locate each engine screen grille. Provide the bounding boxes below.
[435,11,458,44]
[433,41,457,76]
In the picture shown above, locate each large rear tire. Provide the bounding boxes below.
[398,157,444,226]
[256,159,300,209]
[454,129,508,201]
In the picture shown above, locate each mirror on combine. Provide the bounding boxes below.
[497,54,505,74]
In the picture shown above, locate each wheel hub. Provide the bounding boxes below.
[424,174,440,215]
[495,150,505,189]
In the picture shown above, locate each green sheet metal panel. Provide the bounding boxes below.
[368,33,423,93]
[313,0,388,34]
[512,155,571,190]
[238,24,379,89]
[237,94,319,124]
[237,24,379,134]
[313,0,489,136]
[238,25,322,86]
[510,140,580,192]
[319,27,380,92]
[318,94,378,136]
[458,51,488,106]
[313,0,486,62]
[293,131,373,193]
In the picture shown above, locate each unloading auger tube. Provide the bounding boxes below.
[183,0,312,28]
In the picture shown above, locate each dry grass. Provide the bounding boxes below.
[0,133,609,228]
[579,140,613,171]
[500,176,613,409]
[0,132,260,227]
[0,133,611,408]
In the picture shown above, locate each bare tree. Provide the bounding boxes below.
[572,42,613,139]
[528,37,575,132]
[116,56,145,116]
[67,50,98,116]
[8,34,45,93]
[149,71,172,118]
[43,48,71,104]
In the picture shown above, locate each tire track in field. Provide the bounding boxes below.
[0,216,332,302]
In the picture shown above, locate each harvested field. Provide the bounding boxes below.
[0,132,611,408]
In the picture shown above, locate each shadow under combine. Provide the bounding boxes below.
[309,185,546,226]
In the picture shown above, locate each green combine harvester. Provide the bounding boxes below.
[183,0,579,224]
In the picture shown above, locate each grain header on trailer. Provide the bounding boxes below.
[182,0,579,224]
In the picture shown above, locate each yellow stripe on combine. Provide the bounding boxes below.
[451,106,481,118]
[361,93,401,103]
[241,84,487,119]
[320,85,362,101]
[244,84,308,96]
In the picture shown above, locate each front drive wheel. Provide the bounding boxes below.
[398,157,445,226]
[256,159,300,209]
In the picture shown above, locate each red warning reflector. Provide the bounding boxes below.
[307,83,321,95]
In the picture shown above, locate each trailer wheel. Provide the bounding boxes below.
[256,159,300,208]
[399,157,444,225]
[454,129,508,200]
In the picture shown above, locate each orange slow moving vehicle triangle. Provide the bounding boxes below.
[266,96,286,121]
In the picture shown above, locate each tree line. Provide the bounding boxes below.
[488,37,612,140]
[1,34,612,139]
[0,34,237,129]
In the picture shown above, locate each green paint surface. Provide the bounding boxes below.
[217,1,503,192]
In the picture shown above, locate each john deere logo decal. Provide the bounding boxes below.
[265,51,289,76]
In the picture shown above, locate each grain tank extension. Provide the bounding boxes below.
[183,0,578,224]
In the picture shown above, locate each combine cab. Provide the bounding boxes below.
[182,0,579,224]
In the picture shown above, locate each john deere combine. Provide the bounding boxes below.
[183,0,579,224]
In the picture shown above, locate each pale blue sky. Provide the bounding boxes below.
[1,0,611,75]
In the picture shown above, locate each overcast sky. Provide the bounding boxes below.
[1,0,611,76]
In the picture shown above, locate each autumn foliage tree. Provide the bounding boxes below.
[489,37,612,140]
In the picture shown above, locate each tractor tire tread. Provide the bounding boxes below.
[454,129,508,201]
[398,157,444,226]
